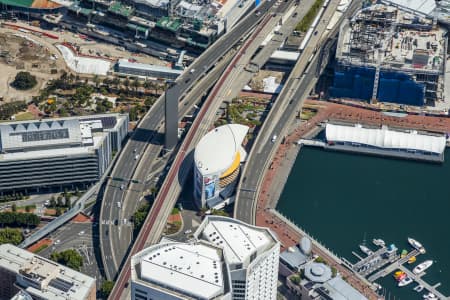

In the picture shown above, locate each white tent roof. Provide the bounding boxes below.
[326,123,446,154]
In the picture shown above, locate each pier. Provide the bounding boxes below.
[351,246,398,277]
[348,243,450,299]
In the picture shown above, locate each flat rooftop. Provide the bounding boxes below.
[337,4,446,74]
[0,114,126,161]
[0,244,95,300]
[118,59,183,75]
[197,216,277,267]
[133,241,228,299]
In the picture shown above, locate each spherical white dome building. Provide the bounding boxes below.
[194,124,249,208]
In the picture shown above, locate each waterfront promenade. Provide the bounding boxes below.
[250,96,450,300]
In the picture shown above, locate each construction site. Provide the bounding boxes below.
[331,3,447,107]
[0,31,63,102]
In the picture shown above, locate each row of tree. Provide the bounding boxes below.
[0,212,40,228]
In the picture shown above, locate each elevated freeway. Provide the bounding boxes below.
[99,0,278,283]
[107,1,301,298]
[235,0,343,224]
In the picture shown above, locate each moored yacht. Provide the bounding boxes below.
[408,237,426,254]
[413,260,433,274]
[359,244,373,256]
[398,276,413,287]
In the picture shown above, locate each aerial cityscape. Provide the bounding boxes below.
[0,0,449,298]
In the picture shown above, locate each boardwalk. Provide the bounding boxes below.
[252,97,450,300]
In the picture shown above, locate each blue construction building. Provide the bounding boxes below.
[331,3,446,106]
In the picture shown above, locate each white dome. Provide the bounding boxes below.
[194,124,249,176]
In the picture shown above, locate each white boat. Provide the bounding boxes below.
[413,260,433,275]
[408,237,426,253]
[423,292,437,299]
[359,244,373,256]
[413,284,424,292]
[398,277,413,287]
[372,238,386,247]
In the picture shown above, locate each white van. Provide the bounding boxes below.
[117,202,121,208]
[271,135,277,142]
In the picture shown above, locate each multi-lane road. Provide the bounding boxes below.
[235,0,341,224]
[99,0,277,282]
[106,2,303,298]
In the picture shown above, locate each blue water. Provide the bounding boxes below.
[276,147,450,299]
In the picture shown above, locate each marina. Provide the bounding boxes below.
[345,237,448,299]
[276,145,450,299]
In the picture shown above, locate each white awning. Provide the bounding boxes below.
[326,123,446,154]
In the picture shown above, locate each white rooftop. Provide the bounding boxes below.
[194,124,249,176]
[117,59,183,75]
[326,123,446,154]
[270,50,300,62]
[381,0,436,16]
[137,242,227,299]
[0,244,95,300]
[199,217,276,266]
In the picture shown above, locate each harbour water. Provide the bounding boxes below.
[276,147,450,299]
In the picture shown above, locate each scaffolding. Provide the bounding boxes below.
[333,3,447,105]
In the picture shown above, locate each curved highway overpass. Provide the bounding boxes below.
[99,0,276,281]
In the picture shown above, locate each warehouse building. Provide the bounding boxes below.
[116,59,183,80]
[193,124,249,209]
[0,244,96,300]
[0,113,128,193]
[332,3,447,106]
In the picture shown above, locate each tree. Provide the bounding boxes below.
[129,106,138,121]
[55,207,62,216]
[100,280,115,298]
[11,204,17,212]
[0,228,23,245]
[50,198,57,208]
[50,249,83,271]
[57,196,64,207]
[123,78,130,91]
[65,197,71,209]
[25,205,31,213]
[11,71,37,90]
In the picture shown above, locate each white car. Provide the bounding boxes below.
[184,229,192,235]
[78,231,85,236]
[54,239,61,245]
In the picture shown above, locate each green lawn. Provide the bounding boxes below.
[14,112,35,121]
[0,0,34,8]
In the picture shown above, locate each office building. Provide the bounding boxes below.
[0,244,96,300]
[193,124,249,209]
[195,216,280,300]
[0,113,128,193]
[131,239,232,300]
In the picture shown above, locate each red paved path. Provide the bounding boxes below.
[253,99,450,300]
